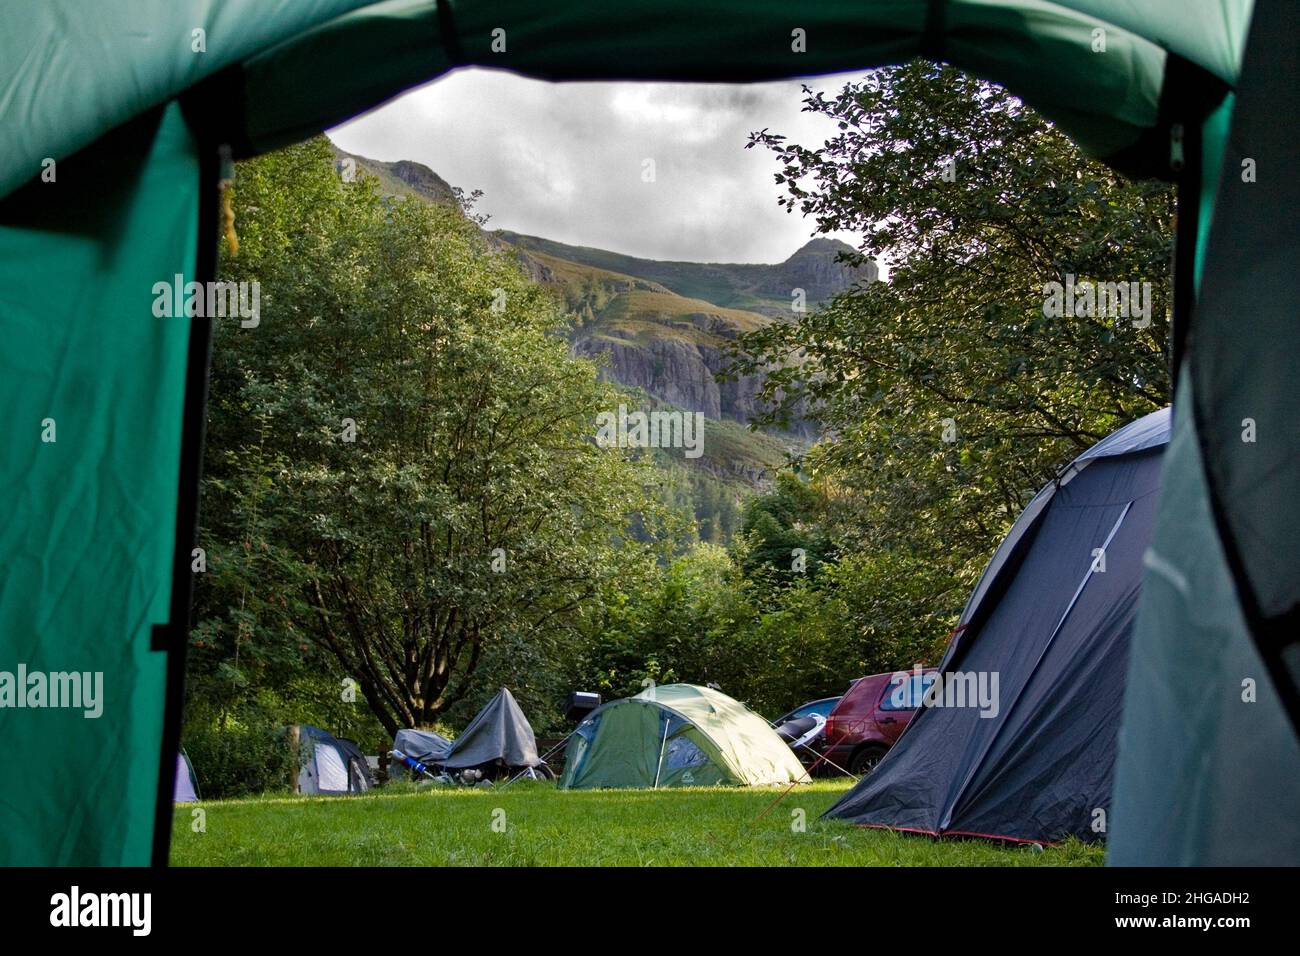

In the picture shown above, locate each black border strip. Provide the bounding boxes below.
[149,111,220,868]
[436,0,467,66]
[1169,117,1201,399]
[920,0,947,61]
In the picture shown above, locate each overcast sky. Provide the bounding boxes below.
[328,68,863,264]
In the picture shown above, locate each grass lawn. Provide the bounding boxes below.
[170,779,1104,866]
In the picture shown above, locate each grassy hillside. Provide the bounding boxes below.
[522,248,769,340]
[521,248,675,304]
[596,289,770,339]
[499,230,868,318]
[501,230,795,314]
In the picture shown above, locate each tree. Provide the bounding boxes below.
[730,61,1173,584]
[737,471,836,587]
[197,138,660,737]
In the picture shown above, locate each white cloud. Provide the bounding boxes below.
[329,68,862,263]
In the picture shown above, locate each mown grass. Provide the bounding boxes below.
[170,779,1104,867]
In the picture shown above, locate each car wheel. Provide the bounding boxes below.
[849,745,887,776]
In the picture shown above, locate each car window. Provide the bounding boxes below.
[835,680,875,712]
[880,672,937,711]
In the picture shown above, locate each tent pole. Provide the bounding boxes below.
[290,726,302,793]
[652,717,669,789]
[499,729,577,790]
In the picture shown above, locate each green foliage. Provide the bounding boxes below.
[181,692,296,799]
[571,472,948,718]
[731,61,1172,587]
[738,471,835,583]
[632,407,789,550]
[572,542,749,701]
[194,137,662,747]
[187,64,1175,797]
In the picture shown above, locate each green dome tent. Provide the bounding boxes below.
[0,0,1295,865]
[558,684,809,789]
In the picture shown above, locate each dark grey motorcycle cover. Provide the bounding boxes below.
[442,687,541,770]
[392,728,452,766]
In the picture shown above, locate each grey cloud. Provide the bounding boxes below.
[329,68,860,263]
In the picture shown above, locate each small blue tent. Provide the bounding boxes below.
[297,726,372,796]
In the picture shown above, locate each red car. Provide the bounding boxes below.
[822,669,938,775]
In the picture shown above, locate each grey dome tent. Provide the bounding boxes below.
[297,726,373,796]
[827,409,1170,844]
[0,1,1296,865]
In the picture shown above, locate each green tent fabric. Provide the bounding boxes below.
[1110,0,1300,865]
[0,0,1292,865]
[235,0,1170,165]
[0,0,379,201]
[1,0,1202,187]
[0,103,200,865]
[559,684,809,789]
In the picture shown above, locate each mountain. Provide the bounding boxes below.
[330,146,459,206]
[325,146,870,508]
[498,231,869,319]
[501,238,874,435]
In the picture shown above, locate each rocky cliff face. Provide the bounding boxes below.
[380,160,458,204]
[572,334,769,424]
[771,237,877,305]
